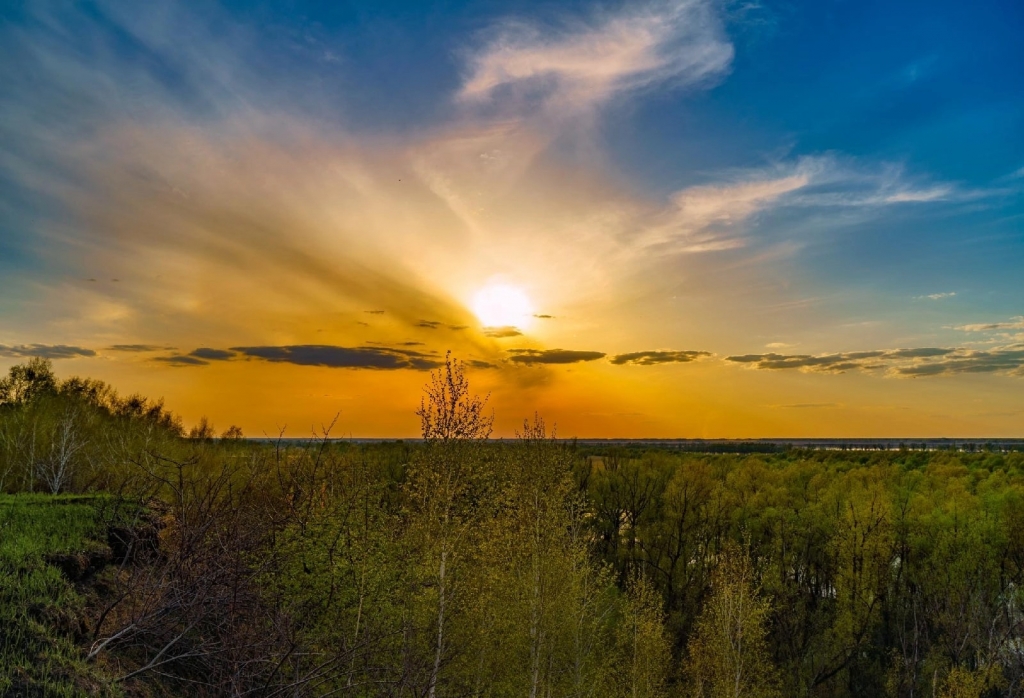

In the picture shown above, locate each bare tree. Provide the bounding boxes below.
[38,404,85,494]
[417,352,492,442]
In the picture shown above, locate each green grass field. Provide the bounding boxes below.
[0,494,120,697]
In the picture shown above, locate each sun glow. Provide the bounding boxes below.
[472,283,534,330]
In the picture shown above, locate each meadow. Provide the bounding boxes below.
[2,357,1024,697]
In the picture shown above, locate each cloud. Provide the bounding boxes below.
[957,317,1024,332]
[635,169,810,251]
[884,348,957,359]
[0,0,1000,396]
[916,292,956,300]
[459,0,733,114]
[727,350,888,372]
[533,314,555,319]
[153,354,209,367]
[417,320,470,331]
[636,156,965,253]
[0,344,96,360]
[483,326,523,338]
[465,359,499,369]
[610,350,711,365]
[106,344,171,352]
[189,348,236,361]
[894,349,1024,377]
[230,345,444,370]
[507,348,606,365]
[727,346,1024,377]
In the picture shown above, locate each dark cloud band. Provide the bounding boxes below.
[190,348,236,361]
[229,345,443,370]
[0,344,96,360]
[611,350,711,366]
[106,344,171,352]
[507,349,606,365]
[153,355,210,367]
[727,347,1024,377]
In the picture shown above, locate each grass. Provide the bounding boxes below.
[0,493,121,697]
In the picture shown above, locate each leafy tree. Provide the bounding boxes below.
[0,357,57,406]
[684,545,781,698]
[220,425,244,440]
[188,416,215,441]
[615,574,672,698]
[407,351,494,698]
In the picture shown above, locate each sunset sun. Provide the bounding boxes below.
[472,283,534,329]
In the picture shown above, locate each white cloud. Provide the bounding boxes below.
[916,292,956,300]
[882,186,953,203]
[637,169,810,251]
[633,155,964,253]
[459,0,733,114]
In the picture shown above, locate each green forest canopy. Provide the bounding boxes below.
[1,357,1024,697]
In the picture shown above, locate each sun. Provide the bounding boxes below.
[472,283,534,329]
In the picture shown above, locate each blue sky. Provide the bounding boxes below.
[0,0,1022,436]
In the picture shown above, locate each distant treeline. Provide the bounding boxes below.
[578,440,1024,454]
[2,357,1024,697]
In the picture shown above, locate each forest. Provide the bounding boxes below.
[2,356,1024,697]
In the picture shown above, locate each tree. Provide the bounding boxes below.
[615,574,672,698]
[221,425,244,440]
[416,351,492,442]
[0,357,57,406]
[188,416,215,441]
[684,545,781,698]
[408,352,493,698]
[37,404,85,494]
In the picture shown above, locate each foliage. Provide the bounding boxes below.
[5,359,1024,696]
[683,544,780,698]
[0,359,183,495]
[0,494,122,697]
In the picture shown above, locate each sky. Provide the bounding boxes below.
[1,0,1022,438]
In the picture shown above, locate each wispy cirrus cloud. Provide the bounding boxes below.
[638,155,968,253]
[459,0,733,114]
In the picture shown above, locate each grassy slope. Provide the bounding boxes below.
[0,494,120,697]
